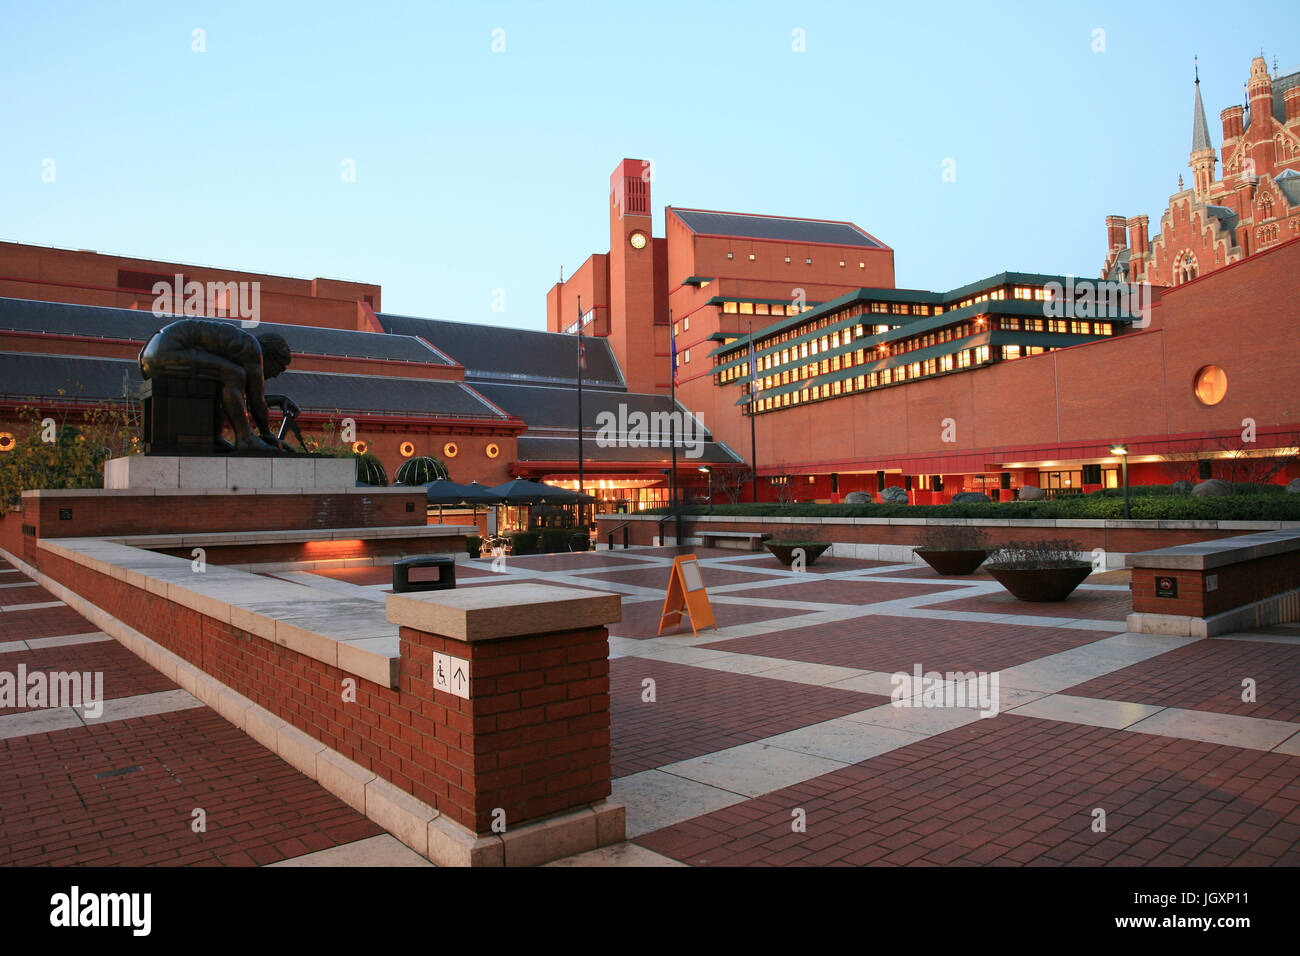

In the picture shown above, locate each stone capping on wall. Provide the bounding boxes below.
[388,583,622,643]
[1124,528,1300,571]
[110,524,476,549]
[23,486,421,498]
[38,535,408,687]
[103,454,358,491]
[0,543,626,866]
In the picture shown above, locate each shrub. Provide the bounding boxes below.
[466,535,482,557]
[766,524,830,546]
[987,539,1087,570]
[507,531,539,555]
[539,528,570,553]
[917,524,987,550]
[395,456,448,486]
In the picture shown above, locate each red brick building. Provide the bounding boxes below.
[1103,55,1300,287]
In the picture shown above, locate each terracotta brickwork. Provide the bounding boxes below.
[29,544,612,836]
[1131,549,1300,618]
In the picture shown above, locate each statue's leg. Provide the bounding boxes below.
[193,352,274,452]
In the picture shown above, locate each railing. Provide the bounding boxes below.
[656,510,684,547]
[606,521,630,550]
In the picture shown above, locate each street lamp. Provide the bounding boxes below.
[698,465,712,511]
[1110,444,1130,519]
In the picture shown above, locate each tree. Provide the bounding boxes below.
[0,402,140,508]
[714,464,754,505]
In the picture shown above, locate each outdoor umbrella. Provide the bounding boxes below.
[488,478,577,504]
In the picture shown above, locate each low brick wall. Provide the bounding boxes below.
[21,488,427,540]
[597,513,1297,557]
[1126,530,1300,632]
[152,536,467,567]
[27,540,618,847]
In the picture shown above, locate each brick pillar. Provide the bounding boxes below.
[387,582,624,865]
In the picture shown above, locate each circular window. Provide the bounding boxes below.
[399,441,415,458]
[443,441,459,458]
[0,432,14,452]
[1193,365,1228,406]
[485,442,500,459]
[352,440,368,455]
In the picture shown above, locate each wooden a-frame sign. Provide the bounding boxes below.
[657,554,717,637]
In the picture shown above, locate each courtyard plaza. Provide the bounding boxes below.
[2,545,1299,866]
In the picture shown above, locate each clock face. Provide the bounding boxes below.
[629,231,647,250]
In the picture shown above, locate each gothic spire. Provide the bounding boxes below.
[1192,58,1213,153]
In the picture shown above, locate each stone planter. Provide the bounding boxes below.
[987,563,1092,602]
[765,542,831,567]
[914,548,990,576]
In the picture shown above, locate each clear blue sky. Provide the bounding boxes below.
[2,1,1297,328]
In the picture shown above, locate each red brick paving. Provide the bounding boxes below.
[588,564,785,589]
[610,658,885,777]
[613,597,807,640]
[0,604,101,642]
[1063,637,1300,723]
[1,638,178,714]
[736,578,963,605]
[0,707,383,866]
[925,587,1133,621]
[635,713,1300,866]
[0,583,50,607]
[699,615,1116,673]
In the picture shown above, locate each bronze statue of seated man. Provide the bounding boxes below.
[139,319,296,453]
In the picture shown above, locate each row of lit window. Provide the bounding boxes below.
[745,346,996,413]
[720,301,812,317]
[717,313,1113,384]
[744,343,1067,414]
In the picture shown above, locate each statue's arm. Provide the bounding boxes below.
[244,362,275,437]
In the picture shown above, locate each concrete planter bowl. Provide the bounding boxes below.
[765,542,831,567]
[987,563,1092,602]
[913,548,990,576]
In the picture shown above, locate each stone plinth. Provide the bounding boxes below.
[104,455,356,491]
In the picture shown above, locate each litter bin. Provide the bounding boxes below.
[392,554,457,593]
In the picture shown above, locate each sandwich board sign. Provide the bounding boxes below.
[657,554,717,637]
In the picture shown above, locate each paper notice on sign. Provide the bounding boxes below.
[680,559,704,591]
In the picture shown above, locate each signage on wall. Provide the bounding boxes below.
[433,651,471,699]
[658,554,717,637]
[1156,575,1178,599]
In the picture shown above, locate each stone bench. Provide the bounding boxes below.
[697,530,771,551]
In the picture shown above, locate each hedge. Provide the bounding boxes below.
[643,491,1300,522]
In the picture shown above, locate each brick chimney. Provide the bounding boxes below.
[1106,215,1128,251]
[1127,216,1150,257]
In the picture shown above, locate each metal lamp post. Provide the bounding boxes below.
[1110,444,1130,519]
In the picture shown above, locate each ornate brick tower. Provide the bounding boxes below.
[1190,61,1217,198]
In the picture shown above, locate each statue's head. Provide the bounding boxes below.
[257,332,291,379]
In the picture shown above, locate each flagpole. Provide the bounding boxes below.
[749,317,758,503]
[577,294,585,527]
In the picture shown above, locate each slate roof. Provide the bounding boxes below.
[376,313,624,386]
[1192,80,1214,152]
[516,435,741,465]
[1276,168,1300,206]
[0,297,449,365]
[668,208,883,248]
[1205,204,1239,232]
[471,382,703,433]
[0,353,509,420]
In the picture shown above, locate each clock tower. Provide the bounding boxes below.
[607,158,664,394]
